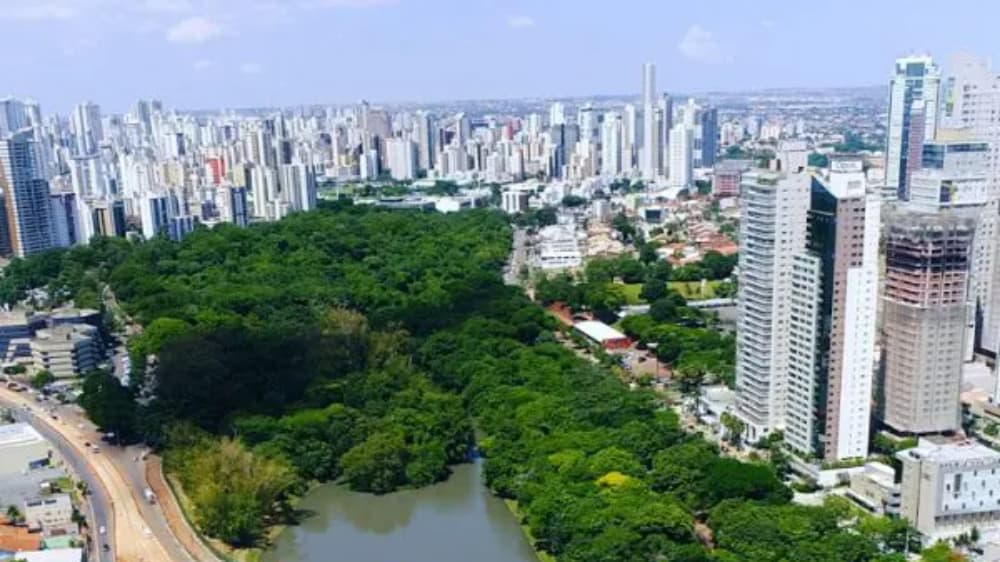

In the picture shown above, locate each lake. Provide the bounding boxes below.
[262,461,539,562]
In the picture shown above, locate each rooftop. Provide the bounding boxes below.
[898,439,1000,464]
[574,320,627,342]
[0,423,45,448]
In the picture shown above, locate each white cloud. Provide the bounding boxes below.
[142,0,192,13]
[677,24,733,64]
[298,0,397,8]
[166,15,224,43]
[0,2,79,21]
[507,15,535,29]
[193,59,214,70]
[240,62,263,75]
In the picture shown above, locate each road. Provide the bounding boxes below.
[0,387,183,562]
[5,400,113,562]
[504,227,530,286]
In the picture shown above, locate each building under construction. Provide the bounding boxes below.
[880,206,978,435]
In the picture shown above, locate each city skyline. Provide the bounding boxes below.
[3,0,1000,112]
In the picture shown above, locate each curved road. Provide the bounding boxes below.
[0,387,183,562]
[5,401,114,562]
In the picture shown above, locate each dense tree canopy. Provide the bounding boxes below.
[11,204,916,559]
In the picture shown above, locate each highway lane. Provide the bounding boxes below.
[50,402,200,562]
[3,398,114,562]
[0,387,177,562]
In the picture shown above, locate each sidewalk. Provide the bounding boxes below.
[146,456,223,562]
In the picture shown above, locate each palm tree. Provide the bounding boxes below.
[6,505,22,525]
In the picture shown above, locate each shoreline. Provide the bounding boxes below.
[502,498,556,562]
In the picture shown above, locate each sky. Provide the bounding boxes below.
[2,0,998,113]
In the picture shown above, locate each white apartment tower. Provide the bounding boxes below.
[668,123,692,188]
[71,102,103,156]
[386,138,418,181]
[939,54,1000,359]
[600,112,623,176]
[641,62,659,181]
[735,171,810,441]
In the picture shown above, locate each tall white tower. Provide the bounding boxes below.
[641,62,659,181]
[735,171,811,441]
[71,101,103,156]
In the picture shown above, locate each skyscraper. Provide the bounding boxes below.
[699,106,719,168]
[71,102,103,156]
[641,62,659,181]
[879,207,977,434]
[668,123,692,188]
[600,112,622,176]
[735,171,811,441]
[885,55,940,200]
[0,130,55,257]
[622,104,638,171]
[785,159,880,460]
[939,54,1000,357]
[0,99,28,134]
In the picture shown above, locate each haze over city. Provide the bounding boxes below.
[2,0,998,110]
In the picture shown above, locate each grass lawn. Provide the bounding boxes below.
[619,283,643,305]
[615,280,725,304]
[668,280,723,300]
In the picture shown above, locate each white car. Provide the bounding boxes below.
[99,525,106,535]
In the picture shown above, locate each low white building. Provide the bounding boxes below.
[898,439,1000,542]
[0,423,51,477]
[11,549,84,562]
[24,493,75,535]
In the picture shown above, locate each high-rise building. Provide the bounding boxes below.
[879,207,977,434]
[785,159,880,461]
[71,102,103,156]
[0,130,55,257]
[885,55,940,200]
[49,192,79,248]
[548,102,566,127]
[735,171,811,441]
[279,163,317,212]
[641,62,659,181]
[939,54,1000,357]
[622,104,638,171]
[413,111,435,172]
[699,107,718,168]
[668,123,692,188]
[386,138,418,181]
[0,99,28,134]
[140,192,175,239]
[658,94,674,176]
[600,112,622,176]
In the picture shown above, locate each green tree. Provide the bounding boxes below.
[339,431,408,494]
[720,412,745,447]
[79,371,137,439]
[30,370,55,389]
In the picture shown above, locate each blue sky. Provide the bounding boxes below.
[1,0,996,112]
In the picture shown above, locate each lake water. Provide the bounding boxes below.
[262,461,539,562]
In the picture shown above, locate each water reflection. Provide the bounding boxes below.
[263,461,537,562]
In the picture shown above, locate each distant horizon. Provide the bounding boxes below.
[56,83,886,116]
